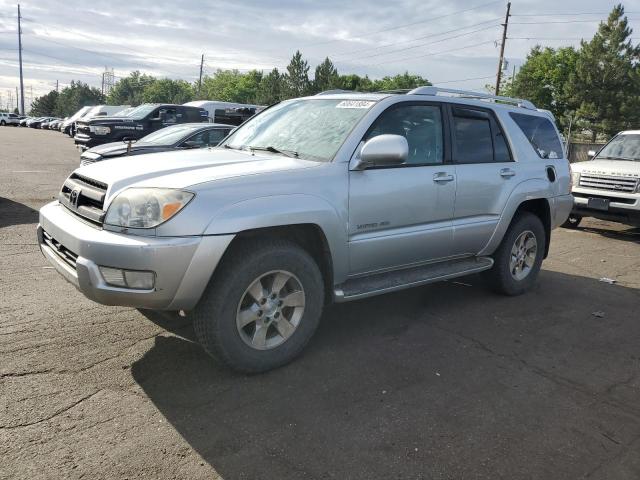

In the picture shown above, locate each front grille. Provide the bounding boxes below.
[59,173,108,226]
[42,230,78,270]
[579,173,639,193]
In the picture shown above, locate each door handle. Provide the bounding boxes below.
[433,172,454,183]
[500,168,516,178]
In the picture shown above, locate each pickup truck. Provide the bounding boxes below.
[566,131,640,227]
[38,87,572,372]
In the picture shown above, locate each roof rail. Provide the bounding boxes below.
[407,86,536,110]
[315,89,356,95]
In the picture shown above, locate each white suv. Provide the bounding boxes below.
[568,131,640,227]
[0,112,20,126]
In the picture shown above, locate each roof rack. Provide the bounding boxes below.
[407,86,536,110]
[315,89,357,95]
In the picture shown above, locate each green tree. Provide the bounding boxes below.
[256,68,284,105]
[337,73,373,92]
[370,72,431,91]
[313,57,340,93]
[565,4,640,139]
[107,71,156,106]
[201,69,262,103]
[284,50,311,97]
[510,46,579,126]
[142,78,194,104]
[30,90,59,116]
[55,81,104,116]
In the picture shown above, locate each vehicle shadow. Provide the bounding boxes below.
[130,270,640,479]
[0,197,39,229]
[578,224,640,244]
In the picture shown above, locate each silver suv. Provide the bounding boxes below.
[37,87,573,372]
[0,112,20,126]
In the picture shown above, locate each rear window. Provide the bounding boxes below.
[510,112,563,159]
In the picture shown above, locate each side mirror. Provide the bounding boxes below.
[182,140,201,149]
[352,134,408,170]
[587,150,596,159]
[122,137,137,144]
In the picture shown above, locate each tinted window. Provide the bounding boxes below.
[453,115,493,163]
[208,129,229,145]
[510,112,563,159]
[596,134,640,162]
[365,104,443,165]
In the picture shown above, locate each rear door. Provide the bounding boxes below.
[448,105,517,256]
[348,102,456,275]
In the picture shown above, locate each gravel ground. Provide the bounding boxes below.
[1,127,639,480]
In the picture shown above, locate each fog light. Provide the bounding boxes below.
[99,266,155,290]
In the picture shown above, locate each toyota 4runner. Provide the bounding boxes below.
[37,87,572,372]
[566,131,640,228]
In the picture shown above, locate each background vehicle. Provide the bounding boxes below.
[19,116,31,127]
[84,105,131,120]
[184,100,261,125]
[41,118,61,129]
[567,130,640,227]
[38,87,572,372]
[61,106,93,136]
[0,112,20,126]
[80,123,234,165]
[28,117,51,128]
[74,103,208,149]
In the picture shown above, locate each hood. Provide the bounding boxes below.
[572,159,640,178]
[85,142,166,158]
[75,148,321,198]
[78,116,132,126]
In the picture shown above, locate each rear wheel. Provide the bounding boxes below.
[483,212,546,296]
[0,120,5,126]
[192,238,324,373]
[561,214,582,229]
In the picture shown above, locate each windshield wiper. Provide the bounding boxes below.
[247,145,299,158]
[223,144,244,150]
[597,156,638,161]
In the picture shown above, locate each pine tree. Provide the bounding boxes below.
[256,68,284,105]
[313,57,340,93]
[284,51,310,98]
[566,4,640,139]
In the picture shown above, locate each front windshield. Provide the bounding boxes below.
[114,107,134,117]
[122,104,157,120]
[596,134,640,161]
[69,106,91,121]
[223,98,376,161]
[138,125,199,146]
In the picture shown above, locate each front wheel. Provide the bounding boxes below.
[192,238,324,373]
[0,120,5,126]
[483,212,546,296]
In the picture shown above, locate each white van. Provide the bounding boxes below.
[183,100,262,126]
[84,105,131,120]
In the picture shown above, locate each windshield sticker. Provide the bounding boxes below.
[336,100,376,109]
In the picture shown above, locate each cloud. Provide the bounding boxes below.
[0,0,629,109]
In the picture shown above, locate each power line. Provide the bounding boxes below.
[511,12,640,17]
[432,74,496,85]
[368,39,498,68]
[511,18,639,25]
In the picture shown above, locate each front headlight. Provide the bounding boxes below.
[104,188,194,228]
[90,125,111,135]
[571,171,581,187]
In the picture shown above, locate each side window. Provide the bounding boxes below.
[364,104,443,165]
[163,108,177,124]
[207,129,228,146]
[452,109,493,163]
[184,131,209,147]
[509,112,563,159]
[452,107,512,163]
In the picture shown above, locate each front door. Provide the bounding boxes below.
[348,103,456,276]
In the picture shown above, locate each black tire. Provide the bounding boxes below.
[483,212,546,296]
[561,214,582,229]
[192,238,324,373]
[0,120,5,126]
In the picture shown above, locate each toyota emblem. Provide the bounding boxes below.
[70,188,81,208]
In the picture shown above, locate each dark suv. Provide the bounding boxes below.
[74,103,208,149]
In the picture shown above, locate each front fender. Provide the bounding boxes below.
[204,194,349,283]
[478,178,551,256]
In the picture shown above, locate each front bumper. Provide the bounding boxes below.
[551,194,574,229]
[38,201,234,310]
[571,188,640,226]
[74,133,101,149]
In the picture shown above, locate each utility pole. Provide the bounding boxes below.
[16,86,19,112]
[55,80,58,92]
[495,1,511,96]
[198,54,204,97]
[17,4,25,115]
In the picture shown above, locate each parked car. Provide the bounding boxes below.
[73,103,208,149]
[184,100,261,125]
[566,130,640,227]
[80,123,234,166]
[37,87,572,372]
[0,112,20,126]
[41,118,61,129]
[27,117,48,128]
[61,106,93,136]
[19,116,31,127]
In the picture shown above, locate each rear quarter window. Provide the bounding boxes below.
[510,112,563,159]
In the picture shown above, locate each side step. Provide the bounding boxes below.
[334,257,493,302]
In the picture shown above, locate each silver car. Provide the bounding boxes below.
[38,87,573,372]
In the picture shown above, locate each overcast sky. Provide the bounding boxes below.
[0,0,639,109]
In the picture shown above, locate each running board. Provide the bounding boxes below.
[334,257,493,302]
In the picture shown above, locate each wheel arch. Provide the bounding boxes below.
[514,198,552,258]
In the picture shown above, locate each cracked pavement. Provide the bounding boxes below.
[1,128,639,479]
